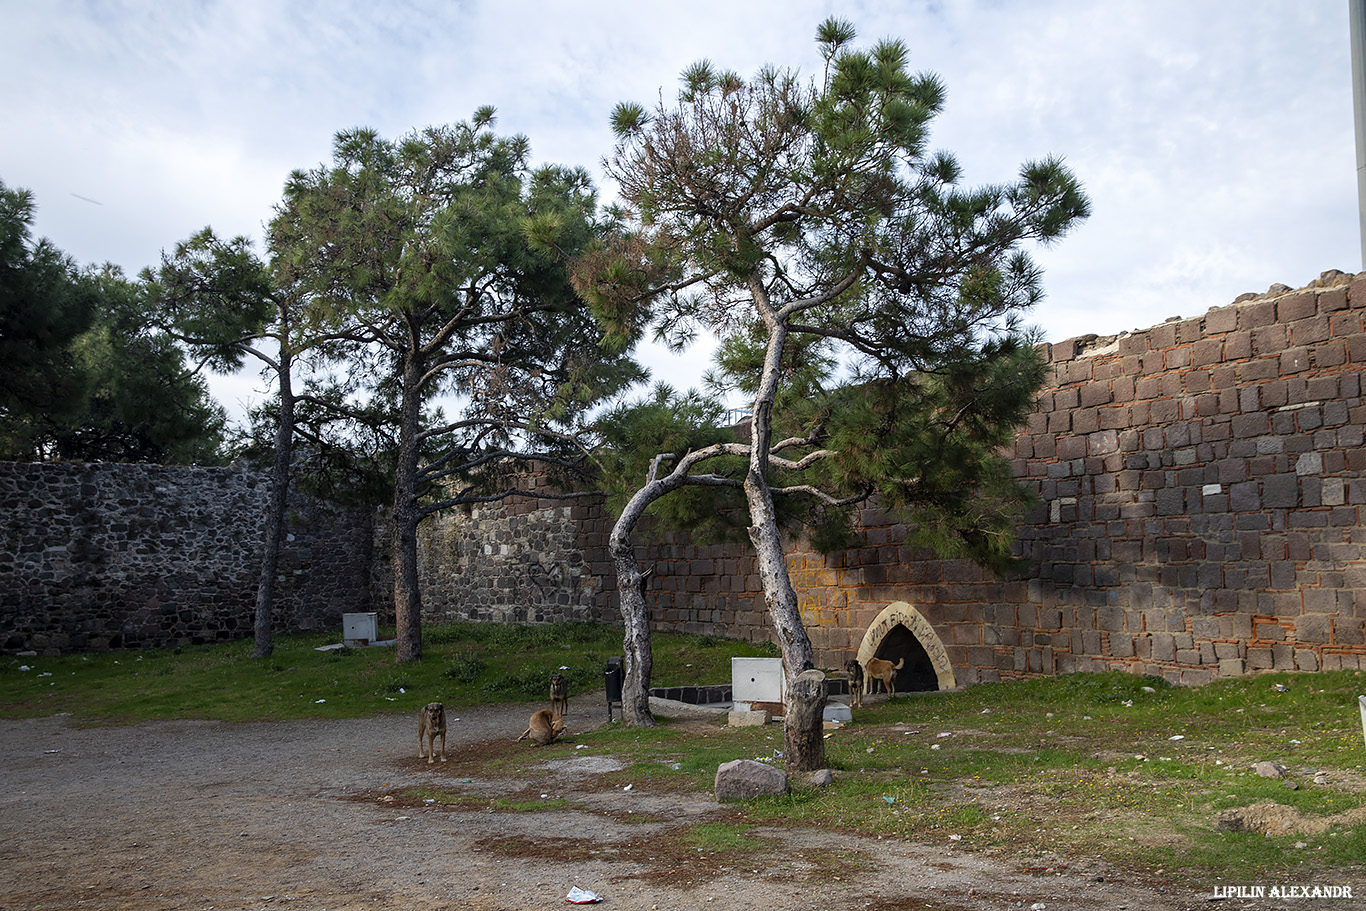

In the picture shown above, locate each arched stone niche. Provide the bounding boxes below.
[855,601,956,692]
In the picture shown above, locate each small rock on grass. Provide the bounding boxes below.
[804,768,834,788]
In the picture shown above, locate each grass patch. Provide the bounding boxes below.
[682,821,759,853]
[544,669,1366,883]
[4,634,1364,883]
[0,621,774,724]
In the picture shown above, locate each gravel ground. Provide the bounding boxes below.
[0,695,1349,911]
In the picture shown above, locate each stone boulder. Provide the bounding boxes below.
[715,759,788,802]
[1253,761,1287,779]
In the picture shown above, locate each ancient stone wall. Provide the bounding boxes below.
[9,269,1363,686]
[408,271,1366,687]
[0,462,373,652]
[771,271,1366,684]
[399,473,615,626]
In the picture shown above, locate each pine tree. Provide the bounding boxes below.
[577,20,1089,767]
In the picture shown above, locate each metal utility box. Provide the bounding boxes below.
[731,657,784,705]
[343,612,378,648]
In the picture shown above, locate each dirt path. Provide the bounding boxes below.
[0,698,1348,910]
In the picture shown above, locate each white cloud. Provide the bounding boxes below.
[1,0,1357,425]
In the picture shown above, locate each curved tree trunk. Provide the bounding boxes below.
[607,459,672,728]
[607,446,742,726]
[252,341,294,659]
[611,544,656,728]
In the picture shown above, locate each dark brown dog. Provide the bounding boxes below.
[419,702,447,763]
[863,656,904,696]
[549,672,568,717]
[844,658,864,708]
[516,709,565,746]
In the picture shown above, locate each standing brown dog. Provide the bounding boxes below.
[516,709,565,746]
[549,672,569,718]
[418,702,447,763]
[844,658,864,708]
[863,656,904,696]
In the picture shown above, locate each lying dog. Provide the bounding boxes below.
[418,702,447,763]
[863,656,904,697]
[549,672,568,718]
[517,709,565,746]
[844,658,864,708]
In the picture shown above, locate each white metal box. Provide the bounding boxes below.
[731,657,785,704]
[343,612,378,648]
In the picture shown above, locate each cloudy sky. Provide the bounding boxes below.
[2,0,1358,422]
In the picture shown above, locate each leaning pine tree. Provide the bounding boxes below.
[576,19,1090,770]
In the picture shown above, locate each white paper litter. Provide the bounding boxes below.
[566,886,602,903]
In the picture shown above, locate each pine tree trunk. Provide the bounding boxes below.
[393,356,424,664]
[745,294,825,770]
[611,547,656,728]
[785,669,828,773]
[608,467,669,728]
[252,343,294,659]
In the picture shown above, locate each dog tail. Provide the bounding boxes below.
[894,657,905,669]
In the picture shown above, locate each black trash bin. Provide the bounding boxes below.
[605,657,623,721]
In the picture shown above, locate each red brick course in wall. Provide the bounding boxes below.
[418,271,1366,688]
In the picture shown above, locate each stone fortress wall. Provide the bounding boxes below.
[4,271,1364,691]
[417,270,1366,686]
[0,462,373,652]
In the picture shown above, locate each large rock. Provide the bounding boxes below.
[1253,761,1287,779]
[714,759,788,803]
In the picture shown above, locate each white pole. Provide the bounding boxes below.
[1352,0,1366,268]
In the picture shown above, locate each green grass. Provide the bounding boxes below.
[0,621,775,723]
[537,667,1366,882]
[3,631,1364,882]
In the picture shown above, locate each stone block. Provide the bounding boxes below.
[1295,613,1331,643]
[1218,658,1246,677]
[728,710,770,727]
[1255,324,1288,355]
[1280,348,1311,374]
[1276,290,1316,321]
[715,759,788,802]
[1152,633,1176,662]
[1224,330,1252,359]
[1262,474,1299,509]
[1214,641,1242,659]
[1288,315,1329,346]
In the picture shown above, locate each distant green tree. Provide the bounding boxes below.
[577,20,1089,764]
[271,114,644,663]
[53,266,227,464]
[0,181,226,463]
[0,180,98,456]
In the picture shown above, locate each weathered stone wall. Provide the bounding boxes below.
[0,462,373,652]
[754,271,1366,683]
[409,271,1366,687]
[405,474,615,626]
[8,269,1363,686]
